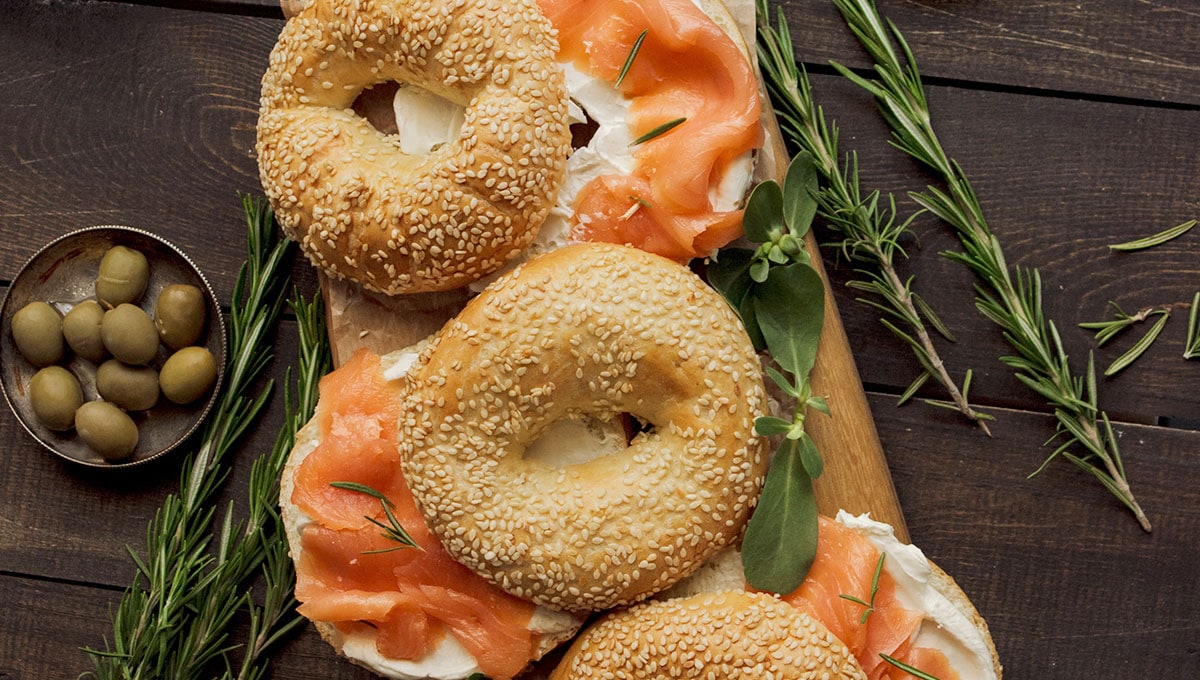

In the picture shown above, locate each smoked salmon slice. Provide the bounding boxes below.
[778,516,960,680]
[539,0,762,261]
[290,349,539,680]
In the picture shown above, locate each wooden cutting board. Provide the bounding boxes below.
[316,103,908,542]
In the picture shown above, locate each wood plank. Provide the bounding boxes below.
[865,392,1200,678]
[0,0,293,301]
[802,72,1200,424]
[185,0,1200,105]
[782,0,1200,106]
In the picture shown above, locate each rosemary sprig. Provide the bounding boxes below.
[838,553,886,624]
[755,0,990,435]
[829,0,1151,530]
[1184,293,1200,360]
[83,197,321,678]
[328,481,422,552]
[228,292,330,680]
[1109,219,1196,251]
[710,154,828,594]
[615,29,648,87]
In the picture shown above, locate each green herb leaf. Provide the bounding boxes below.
[754,416,794,437]
[707,248,766,349]
[880,654,942,680]
[783,152,819,238]
[752,263,825,377]
[1104,310,1170,376]
[741,437,818,594]
[1184,292,1200,360]
[1108,219,1196,251]
[763,364,800,397]
[796,431,823,477]
[614,29,648,88]
[743,179,784,243]
[631,117,686,146]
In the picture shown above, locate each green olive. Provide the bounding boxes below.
[101,303,159,365]
[75,400,139,461]
[62,300,107,363]
[160,346,217,405]
[96,359,159,411]
[11,301,64,367]
[29,366,83,431]
[154,284,207,350]
[95,245,149,308]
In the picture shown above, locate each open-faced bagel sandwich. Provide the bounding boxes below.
[553,511,1003,679]
[259,0,763,296]
[280,242,771,679]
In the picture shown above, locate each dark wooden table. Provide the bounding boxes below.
[2,0,1197,677]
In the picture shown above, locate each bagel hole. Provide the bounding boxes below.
[523,413,649,468]
[353,81,466,155]
[352,82,401,135]
[570,110,599,149]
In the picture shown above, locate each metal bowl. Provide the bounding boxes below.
[0,226,226,468]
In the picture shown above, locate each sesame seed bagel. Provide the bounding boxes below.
[257,0,572,294]
[398,242,769,613]
[548,590,867,679]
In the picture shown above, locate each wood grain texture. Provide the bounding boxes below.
[802,72,1200,424]
[0,0,292,300]
[187,0,1200,107]
[783,0,1200,106]
[869,392,1200,678]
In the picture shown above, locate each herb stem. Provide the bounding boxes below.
[831,0,1150,530]
[756,0,990,435]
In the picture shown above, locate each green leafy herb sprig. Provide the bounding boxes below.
[709,153,827,594]
[329,481,422,553]
[838,553,885,624]
[84,197,330,678]
[755,0,990,434]
[828,0,1151,530]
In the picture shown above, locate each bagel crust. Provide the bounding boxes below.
[257,0,572,294]
[399,243,769,612]
[549,591,868,679]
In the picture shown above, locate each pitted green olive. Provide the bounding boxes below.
[62,300,107,363]
[11,301,64,367]
[96,360,159,411]
[101,303,159,365]
[154,284,206,350]
[75,400,139,461]
[95,245,149,308]
[160,346,217,405]
[29,366,83,431]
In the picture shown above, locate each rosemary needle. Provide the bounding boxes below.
[1109,219,1196,251]
[615,29,648,87]
[1184,292,1200,360]
[830,0,1151,530]
[631,117,686,145]
[1104,309,1169,377]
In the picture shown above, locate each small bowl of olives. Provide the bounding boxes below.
[0,226,226,468]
